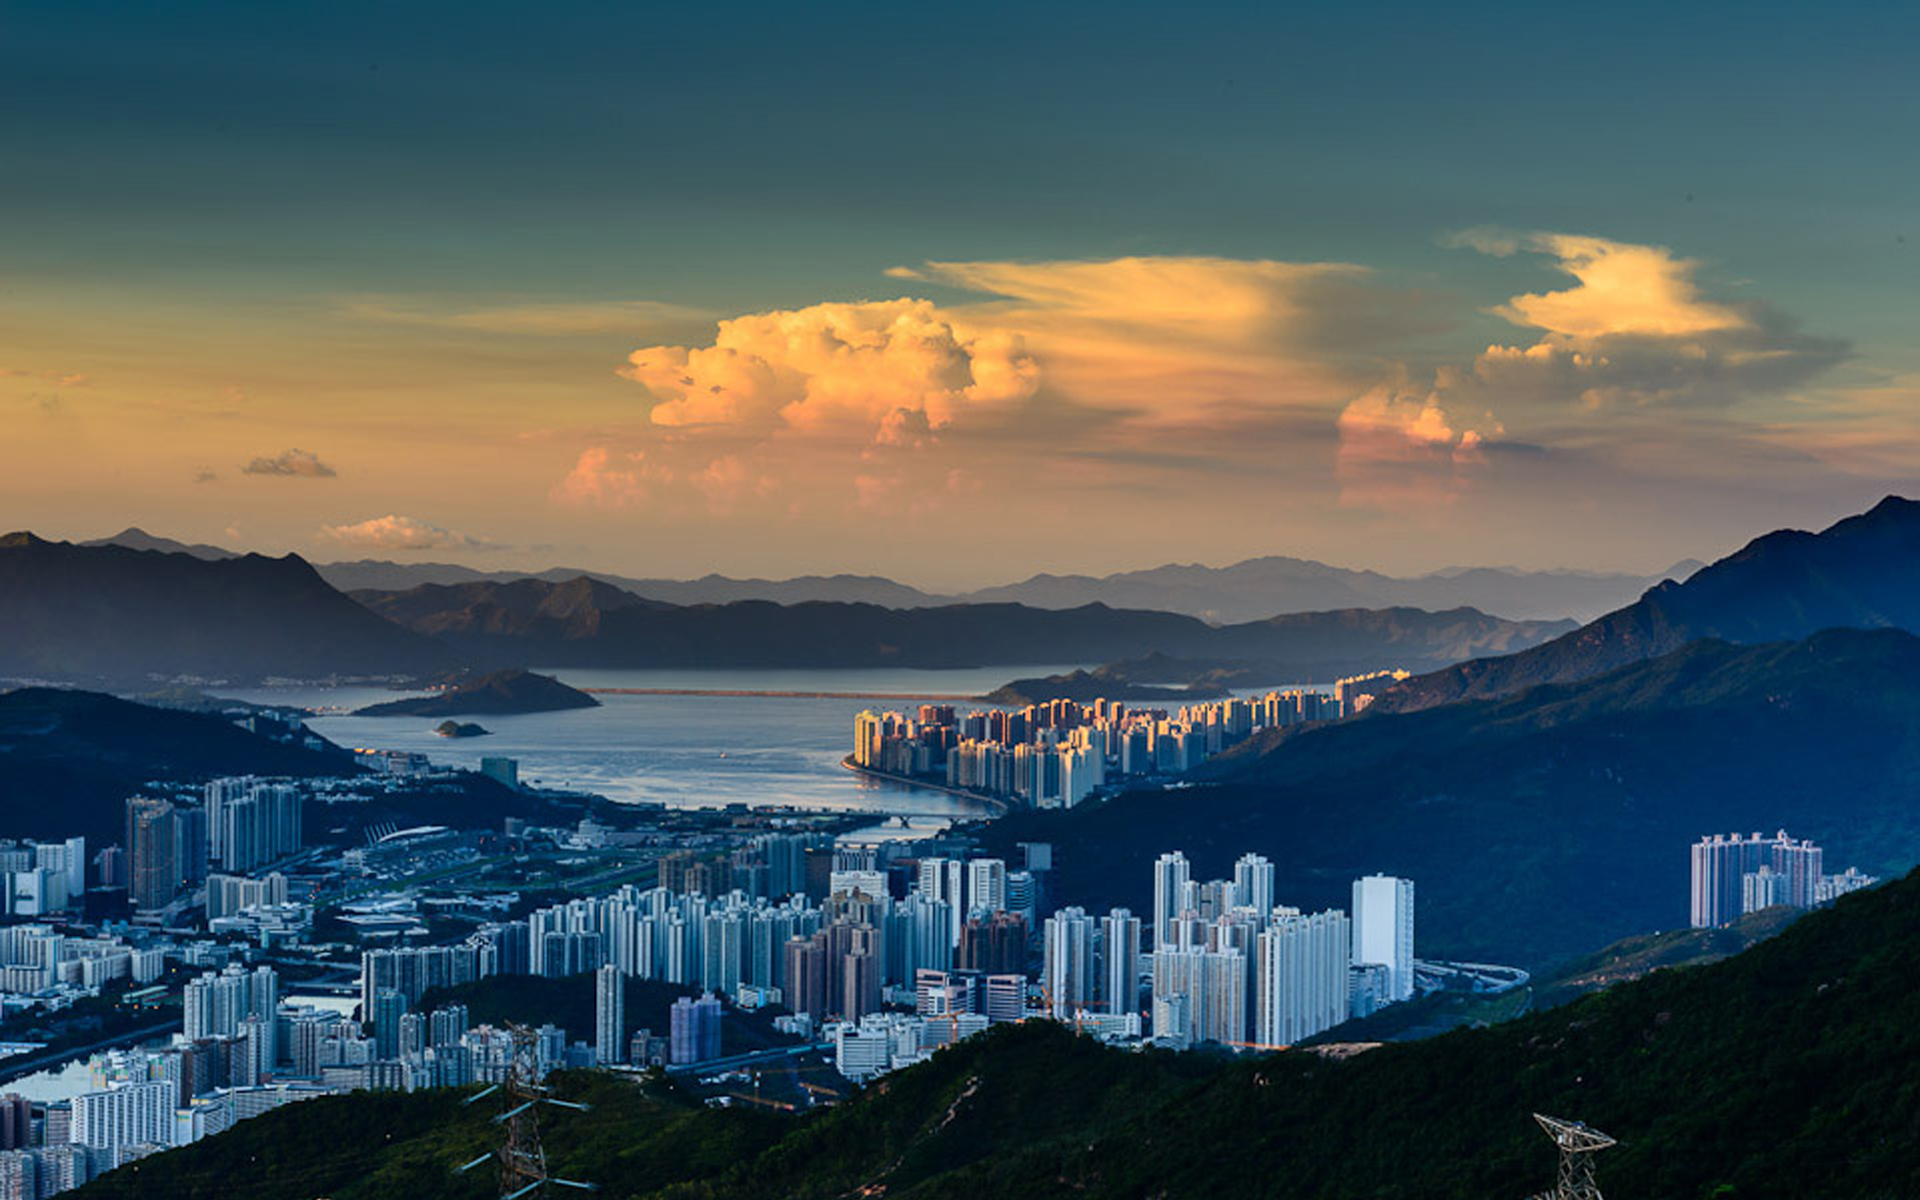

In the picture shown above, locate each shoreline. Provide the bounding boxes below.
[840,756,1012,818]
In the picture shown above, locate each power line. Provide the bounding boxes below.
[457,1023,597,1199]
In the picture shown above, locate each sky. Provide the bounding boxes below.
[3,0,1917,587]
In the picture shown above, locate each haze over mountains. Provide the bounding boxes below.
[8,531,1573,686]
[85,528,1696,623]
[354,580,1574,676]
[1374,494,1920,713]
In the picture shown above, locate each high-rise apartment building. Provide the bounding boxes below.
[595,964,625,1065]
[1152,852,1190,949]
[1350,875,1415,1003]
[125,796,179,913]
[1101,908,1142,1016]
[1254,908,1351,1046]
[1042,907,1097,1020]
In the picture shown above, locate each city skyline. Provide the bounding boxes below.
[6,3,1920,586]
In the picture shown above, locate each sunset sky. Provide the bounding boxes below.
[4,1,1917,586]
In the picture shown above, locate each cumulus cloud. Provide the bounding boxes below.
[242,448,337,478]
[1492,234,1744,340]
[1461,233,1846,409]
[318,514,500,552]
[622,298,1038,440]
[549,447,670,509]
[1336,385,1493,508]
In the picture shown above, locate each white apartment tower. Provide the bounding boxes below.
[1351,874,1415,1003]
[1152,852,1190,950]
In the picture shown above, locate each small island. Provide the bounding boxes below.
[434,720,490,738]
[355,668,601,718]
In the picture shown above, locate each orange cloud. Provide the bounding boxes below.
[319,514,498,551]
[1493,234,1745,340]
[549,447,670,509]
[1335,385,1494,508]
[622,299,1038,441]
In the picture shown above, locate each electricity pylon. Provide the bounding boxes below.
[1527,1113,1616,1200]
[456,1024,598,1199]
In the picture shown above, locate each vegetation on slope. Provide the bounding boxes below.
[77,868,1920,1199]
[983,628,1920,965]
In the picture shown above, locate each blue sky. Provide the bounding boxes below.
[2,0,1914,582]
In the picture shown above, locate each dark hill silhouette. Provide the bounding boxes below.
[0,687,348,845]
[355,668,599,717]
[0,534,450,685]
[1374,494,1920,712]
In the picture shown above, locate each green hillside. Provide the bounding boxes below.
[76,865,1920,1199]
[983,627,1920,966]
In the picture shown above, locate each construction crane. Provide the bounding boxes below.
[455,1023,599,1198]
[1526,1113,1616,1200]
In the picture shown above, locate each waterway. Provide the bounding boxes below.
[220,665,1086,835]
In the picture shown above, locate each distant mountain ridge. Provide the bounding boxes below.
[82,529,1690,622]
[352,578,1575,675]
[1374,494,1920,713]
[0,533,451,685]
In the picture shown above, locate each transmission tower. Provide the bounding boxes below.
[1526,1113,1616,1200]
[457,1023,598,1199]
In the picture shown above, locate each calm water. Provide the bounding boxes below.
[221,665,1086,829]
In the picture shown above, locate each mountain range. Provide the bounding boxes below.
[1373,495,1920,713]
[86,527,1697,623]
[4,534,1569,685]
[0,533,451,685]
[352,580,1574,676]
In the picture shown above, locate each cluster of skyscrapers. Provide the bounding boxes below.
[124,778,305,915]
[1688,830,1878,928]
[1044,853,1415,1053]
[854,673,1408,808]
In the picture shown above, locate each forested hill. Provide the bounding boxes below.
[75,865,1920,1199]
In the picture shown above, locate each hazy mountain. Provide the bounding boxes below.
[354,577,1573,676]
[88,527,1695,622]
[1374,494,1920,713]
[0,534,452,685]
[350,576,672,644]
[322,556,1688,622]
[353,668,600,717]
[78,865,1920,1200]
[984,626,1920,967]
[79,526,237,561]
[318,559,940,607]
[959,556,1703,623]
